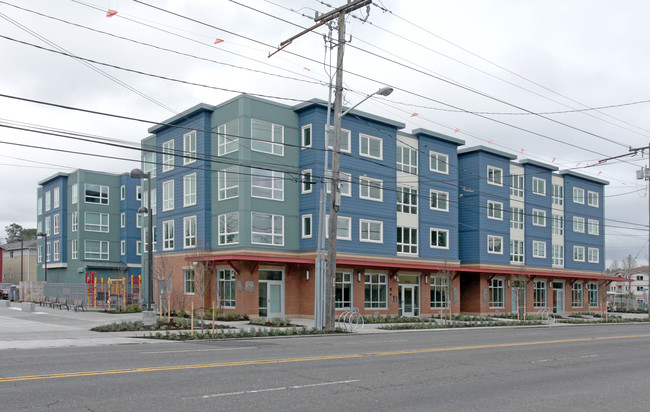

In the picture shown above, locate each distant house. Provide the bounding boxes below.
[1,240,38,284]
[610,267,649,308]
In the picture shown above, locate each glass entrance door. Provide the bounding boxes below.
[553,282,565,314]
[259,270,284,318]
[399,283,419,317]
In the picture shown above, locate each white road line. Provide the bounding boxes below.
[143,347,257,355]
[533,354,599,363]
[186,379,360,400]
[341,339,408,345]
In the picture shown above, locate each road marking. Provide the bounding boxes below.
[2,333,649,383]
[142,347,257,355]
[533,354,599,363]
[184,379,361,400]
[341,339,408,345]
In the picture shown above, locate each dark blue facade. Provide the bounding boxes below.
[521,161,555,268]
[119,173,142,264]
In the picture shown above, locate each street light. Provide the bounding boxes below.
[17,237,23,283]
[322,86,394,331]
[130,168,154,311]
[36,232,47,282]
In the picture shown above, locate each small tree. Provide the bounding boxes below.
[154,255,176,314]
[4,223,36,242]
[188,253,214,333]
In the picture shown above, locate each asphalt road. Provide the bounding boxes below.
[2,324,650,411]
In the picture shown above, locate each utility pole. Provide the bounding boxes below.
[275,0,372,331]
[631,144,650,319]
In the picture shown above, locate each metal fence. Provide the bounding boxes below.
[38,280,141,309]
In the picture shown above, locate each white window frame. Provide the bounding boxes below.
[53,187,60,209]
[45,191,51,211]
[251,168,284,201]
[587,219,599,235]
[53,214,60,235]
[552,184,564,206]
[588,283,598,308]
[359,176,383,202]
[184,269,195,295]
[218,119,239,156]
[397,226,418,255]
[360,219,383,243]
[136,241,143,256]
[302,214,312,239]
[120,213,125,228]
[84,240,109,260]
[301,169,313,194]
[430,228,449,249]
[71,184,78,204]
[429,189,448,212]
[572,282,583,308]
[397,186,418,214]
[183,173,197,207]
[573,216,585,233]
[72,240,78,260]
[218,212,239,245]
[136,186,142,201]
[120,240,125,256]
[218,167,239,200]
[183,130,197,165]
[162,140,174,172]
[84,212,109,233]
[326,126,351,153]
[532,209,546,227]
[45,216,51,236]
[510,207,524,230]
[487,201,503,220]
[573,187,585,204]
[532,177,546,196]
[162,220,174,251]
[487,166,503,186]
[510,174,524,198]
[162,180,174,211]
[251,212,284,246]
[325,215,352,240]
[510,239,524,264]
[588,247,599,263]
[183,216,197,249]
[534,280,547,308]
[53,240,60,261]
[487,235,503,254]
[532,240,546,258]
[85,184,109,205]
[573,245,585,262]
[397,145,418,174]
[552,214,564,235]
[429,151,449,174]
[359,133,383,160]
[143,152,156,178]
[588,190,599,207]
[326,170,351,197]
[301,124,312,149]
[38,196,43,215]
[552,244,564,267]
[72,212,78,232]
[489,278,505,308]
[364,273,388,309]
[251,119,284,156]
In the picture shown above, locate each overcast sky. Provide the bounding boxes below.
[1,0,648,268]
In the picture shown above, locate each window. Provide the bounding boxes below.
[37,196,42,215]
[301,124,312,148]
[588,283,598,307]
[85,212,109,232]
[183,174,197,207]
[218,119,239,156]
[637,275,644,281]
[162,220,174,250]
[143,152,156,178]
[532,177,546,195]
[397,186,418,214]
[532,241,546,258]
[573,246,585,262]
[137,241,143,256]
[510,207,524,230]
[573,216,585,233]
[137,213,143,229]
[72,212,78,232]
[534,280,547,308]
[183,130,197,165]
[85,184,109,204]
[573,187,585,204]
[326,215,352,240]
[359,134,382,160]
[85,240,109,260]
[72,240,78,260]
[552,245,564,266]
[46,242,51,262]
[120,213,125,228]
[301,169,313,194]
[53,214,60,235]
[552,184,563,205]
[251,212,284,246]
[397,145,418,174]
[218,167,239,200]
[572,283,583,308]
[72,184,78,204]
[45,216,51,236]
[184,269,195,294]
[326,126,351,153]
[552,214,564,235]
[510,174,524,197]
[302,214,312,239]
[162,140,174,172]
[588,247,599,263]
[510,240,524,263]
[487,235,503,254]
[430,228,449,249]
[38,245,42,263]
[430,276,449,308]
[120,240,125,256]
[359,176,383,202]
[364,273,387,309]
[489,278,504,308]
[251,119,284,156]
[360,219,383,243]
[487,201,503,220]
[37,221,42,234]
[588,191,599,207]
[335,272,352,309]
[149,188,157,215]
[45,191,51,211]
[218,269,236,308]
[429,151,449,174]
[162,180,174,211]
[397,227,418,255]
[325,170,351,196]
[218,212,239,245]
[532,209,546,227]
[136,186,142,201]
[183,216,197,249]
[120,185,126,201]
[251,169,284,201]
[487,166,503,186]
[53,240,60,261]
[429,189,448,212]
[587,219,599,235]
[53,187,60,208]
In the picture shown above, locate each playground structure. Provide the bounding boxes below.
[85,272,141,310]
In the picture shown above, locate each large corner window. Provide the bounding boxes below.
[85,184,109,205]
[251,119,284,156]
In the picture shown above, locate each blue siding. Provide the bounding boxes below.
[523,164,553,268]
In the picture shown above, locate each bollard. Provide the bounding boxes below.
[21,302,36,312]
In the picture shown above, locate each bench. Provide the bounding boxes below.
[37,296,47,307]
[52,297,69,311]
[73,300,85,312]
[46,296,57,308]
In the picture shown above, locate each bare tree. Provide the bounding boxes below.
[622,254,637,271]
[188,252,214,333]
[154,255,176,315]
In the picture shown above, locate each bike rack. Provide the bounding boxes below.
[537,308,555,326]
[337,307,365,332]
